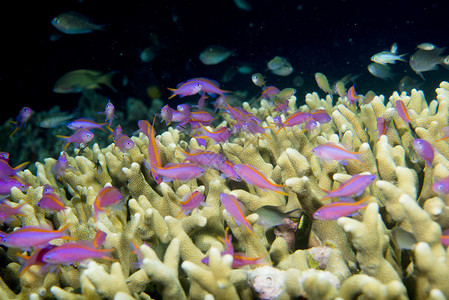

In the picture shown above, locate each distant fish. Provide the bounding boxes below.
[199,45,232,65]
[314,72,334,94]
[10,107,32,137]
[413,139,434,168]
[39,112,77,128]
[367,63,394,80]
[313,197,370,220]
[267,56,293,76]
[233,0,252,11]
[53,70,117,93]
[371,48,407,65]
[417,43,437,51]
[409,47,448,79]
[398,76,422,94]
[51,11,105,34]
[251,73,266,87]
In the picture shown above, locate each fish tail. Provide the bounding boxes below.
[100,71,118,93]
[274,189,289,196]
[13,161,30,172]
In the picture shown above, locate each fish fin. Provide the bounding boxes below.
[99,71,118,92]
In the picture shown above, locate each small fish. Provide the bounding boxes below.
[98,100,116,126]
[145,161,205,182]
[315,73,334,94]
[346,85,362,107]
[199,45,232,65]
[191,78,232,97]
[202,227,264,268]
[395,100,411,124]
[312,142,365,165]
[398,76,422,94]
[0,201,27,225]
[417,43,437,51]
[178,149,225,169]
[218,160,241,181]
[0,225,71,250]
[51,11,105,34]
[391,227,417,250]
[310,109,331,123]
[16,245,56,277]
[321,174,376,201]
[219,193,255,236]
[273,100,289,113]
[313,197,370,220]
[268,56,293,76]
[273,88,296,103]
[51,152,73,180]
[376,117,387,140]
[176,191,207,217]
[432,176,449,194]
[138,119,162,184]
[390,42,398,54]
[168,80,202,99]
[413,139,434,167]
[260,86,281,101]
[39,112,77,128]
[251,73,266,87]
[110,125,134,152]
[367,63,394,80]
[371,50,407,65]
[255,206,300,228]
[53,70,117,94]
[10,107,32,137]
[42,242,115,265]
[233,164,288,195]
[67,119,107,131]
[56,128,94,150]
[192,124,231,144]
[0,160,29,179]
[0,177,29,195]
[409,47,448,79]
[435,126,449,142]
[37,189,66,212]
[94,186,123,221]
[302,119,319,133]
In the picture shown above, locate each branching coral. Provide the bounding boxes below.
[2,81,449,299]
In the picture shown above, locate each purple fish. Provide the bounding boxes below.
[376,117,387,141]
[67,118,107,131]
[192,124,231,144]
[302,119,319,133]
[321,174,376,201]
[0,177,29,195]
[346,85,362,107]
[42,242,115,265]
[219,193,255,236]
[313,197,370,220]
[0,201,27,225]
[0,160,29,179]
[37,191,66,212]
[218,160,241,181]
[312,142,365,165]
[98,100,116,126]
[10,107,32,137]
[145,161,205,182]
[177,191,207,216]
[51,152,73,180]
[56,128,94,150]
[233,164,288,195]
[202,227,264,267]
[310,109,331,123]
[110,125,134,152]
[432,176,449,194]
[0,225,71,250]
[413,139,434,167]
[273,100,289,113]
[178,149,225,169]
[94,186,123,221]
[168,80,202,99]
[395,100,411,124]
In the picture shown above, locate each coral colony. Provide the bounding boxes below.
[4,76,449,300]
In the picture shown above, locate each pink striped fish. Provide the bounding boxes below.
[138,119,162,183]
[94,186,123,221]
[321,174,376,201]
[233,164,288,195]
[395,100,411,124]
[176,190,207,217]
[313,197,370,220]
[145,162,205,182]
[0,225,72,250]
[42,242,115,265]
[219,193,256,236]
[312,142,365,165]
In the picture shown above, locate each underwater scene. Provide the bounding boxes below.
[2,0,449,299]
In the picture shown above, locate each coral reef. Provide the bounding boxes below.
[2,81,449,299]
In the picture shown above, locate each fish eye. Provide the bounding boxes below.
[236,176,241,181]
